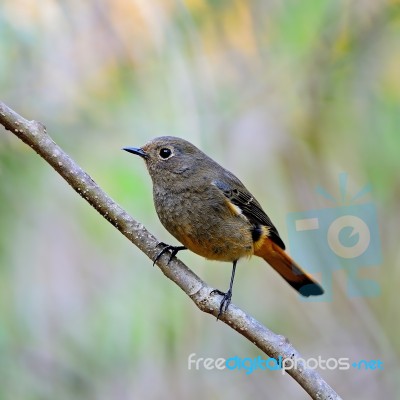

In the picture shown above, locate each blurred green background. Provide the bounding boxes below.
[1,0,399,399]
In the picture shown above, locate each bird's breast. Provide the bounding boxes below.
[152,183,255,261]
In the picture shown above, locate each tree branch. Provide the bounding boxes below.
[0,101,342,400]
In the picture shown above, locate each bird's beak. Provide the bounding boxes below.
[123,147,148,159]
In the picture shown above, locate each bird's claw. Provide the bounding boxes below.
[153,242,186,266]
[211,288,232,320]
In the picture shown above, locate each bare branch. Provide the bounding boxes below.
[0,101,342,400]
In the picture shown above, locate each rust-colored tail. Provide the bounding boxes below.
[255,237,324,297]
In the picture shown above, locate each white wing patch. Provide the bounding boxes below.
[226,200,249,221]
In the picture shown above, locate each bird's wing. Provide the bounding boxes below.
[213,176,285,250]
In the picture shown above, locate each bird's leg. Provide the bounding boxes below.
[211,260,238,320]
[153,242,187,266]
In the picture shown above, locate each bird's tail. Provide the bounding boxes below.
[254,237,324,297]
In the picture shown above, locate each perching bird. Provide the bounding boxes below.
[124,137,323,318]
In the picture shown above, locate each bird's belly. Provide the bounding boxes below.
[154,190,254,262]
[179,230,253,262]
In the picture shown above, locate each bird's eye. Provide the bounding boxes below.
[159,148,172,159]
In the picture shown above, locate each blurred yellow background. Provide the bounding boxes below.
[1,0,399,399]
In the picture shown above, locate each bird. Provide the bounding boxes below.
[123,136,323,318]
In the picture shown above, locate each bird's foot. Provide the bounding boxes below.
[210,288,232,320]
[153,242,187,266]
